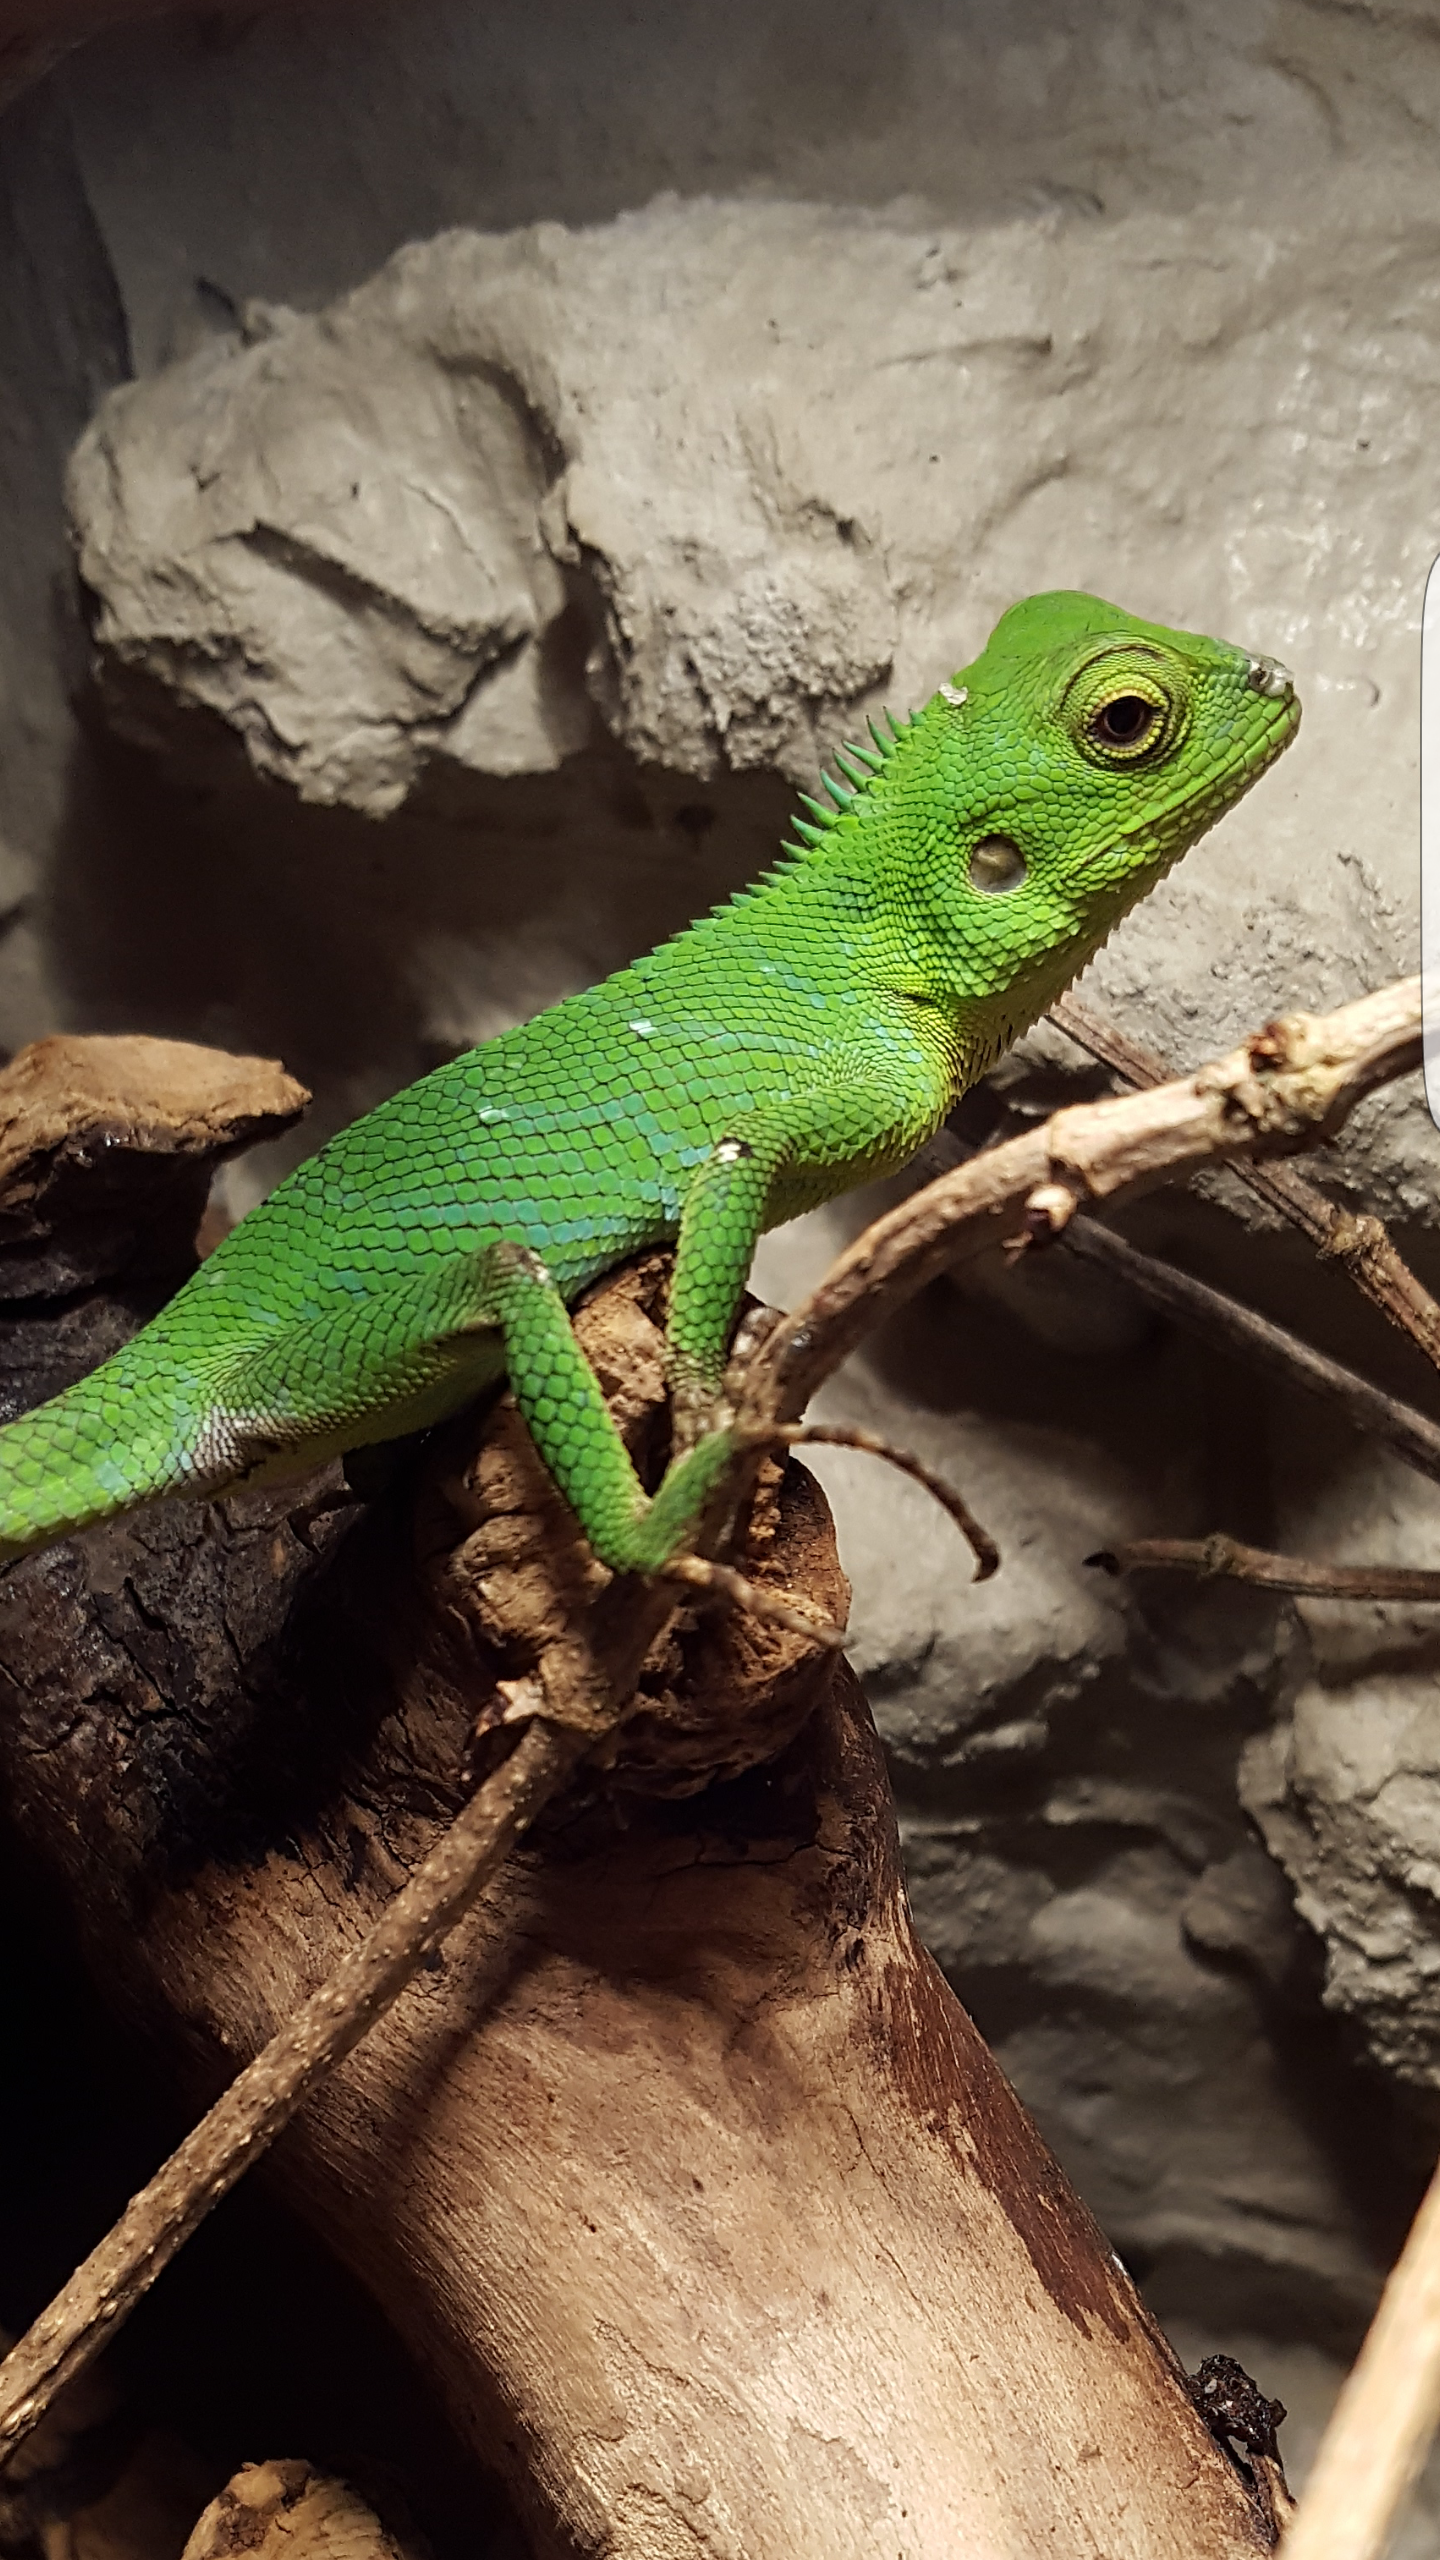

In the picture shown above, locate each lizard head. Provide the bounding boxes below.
[801,591,1300,1042]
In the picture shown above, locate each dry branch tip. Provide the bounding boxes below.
[1092,1533,1440,1604]
[740,1420,1000,1581]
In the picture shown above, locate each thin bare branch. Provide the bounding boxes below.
[1059,1217,1440,1492]
[1281,2155,1440,2560]
[668,1406,1003,1635]
[1049,986,1440,1372]
[744,1420,1000,1580]
[1092,1533,1440,1603]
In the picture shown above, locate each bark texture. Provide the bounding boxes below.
[0,1036,1278,2557]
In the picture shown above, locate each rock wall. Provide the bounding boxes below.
[5,0,1440,2525]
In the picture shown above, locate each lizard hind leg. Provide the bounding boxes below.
[482,1240,738,1575]
[198,1250,513,1495]
[0,1238,721,1570]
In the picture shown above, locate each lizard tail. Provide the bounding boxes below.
[0,1341,215,1561]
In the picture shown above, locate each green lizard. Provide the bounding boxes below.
[0,593,1298,1577]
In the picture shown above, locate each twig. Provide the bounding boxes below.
[745,1421,1001,1580]
[1049,987,1440,1373]
[660,1416,1002,1646]
[667,1412,1002,1642]
[1058,1218,1440,1492]
[1281,2154,1440,2560]
[0,1716,583,2464]
[1043,989,1183,1090]
[1091,1533,1440,1603]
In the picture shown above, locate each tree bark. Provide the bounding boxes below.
[0,1034,1275,2559]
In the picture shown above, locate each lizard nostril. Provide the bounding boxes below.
[1247,654,1293,700]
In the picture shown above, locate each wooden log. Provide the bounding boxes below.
[0,1034,1276,2557]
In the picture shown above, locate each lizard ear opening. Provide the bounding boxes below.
[968,836,1028,895]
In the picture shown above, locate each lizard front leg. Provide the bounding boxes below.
[472,1130,785,1574]
[486,1093,861,1570]
[665,1129,788,1456]
[485,1078,921,1573]
[662,1071,939,1458]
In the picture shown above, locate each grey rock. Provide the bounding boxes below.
[1241,1438,1440,2099]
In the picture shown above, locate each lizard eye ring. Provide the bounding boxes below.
[1071,672,1177,767]
[1062,644,1182,768]
[968,835,1028,895]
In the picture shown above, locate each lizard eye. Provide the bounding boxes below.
[1090,694,1161,751]
[1065,645,1182,768]
[968,835,1027,894]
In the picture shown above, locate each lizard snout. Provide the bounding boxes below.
[1246,654,1294,700]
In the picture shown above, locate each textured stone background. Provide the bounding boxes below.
[5,0,1440,2538]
